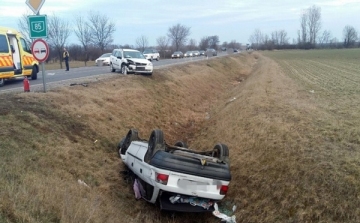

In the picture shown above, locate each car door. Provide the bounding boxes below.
[116,50,123,69]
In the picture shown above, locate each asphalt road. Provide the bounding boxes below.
[0,51,233,93]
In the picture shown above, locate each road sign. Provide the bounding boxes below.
[28,15,47,39]
[31,39,49,62]
[26,0,45,15]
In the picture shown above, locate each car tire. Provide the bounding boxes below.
[31,65,38,80]
[144,129,164,163]
[117,137,126,157]
[121,64,127,75]
[212,143,230,164]
[120,129,139,155]
[110,63,115,72]
[174,141,188,148]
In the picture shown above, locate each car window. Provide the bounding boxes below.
[101,53,111,58]
[19,37,31,53]
[0,34,9,53]
[124,50,145,59]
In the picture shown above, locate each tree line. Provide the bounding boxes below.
[17,12,241,68]
[248,5,359,50]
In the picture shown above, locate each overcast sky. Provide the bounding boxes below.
[0,0,359,47]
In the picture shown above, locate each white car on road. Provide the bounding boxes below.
[118,129,231,212]
[95,53,111,66]
[110,49,153,75]
[143,49,160,61]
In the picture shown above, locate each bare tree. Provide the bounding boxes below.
[74,15,92,66]
[271,31,280,46]
[299,5,321,47]
[271,30,289,49]
[187,39,197,50]
[330,37,339,48]
[136,35,149,52]
[300,12,308,43]
[88,11,116,52]
[318,30,332,47]
[249,29,262,50]
[156,36,169,58]
[343,25,358,48]
[208,36,220,50]
[47,13,71,68]
[307,5,321,45]
[17,12,32,44]
[199,36,210,50]
[167,23,191,51]
[278,30,289,45]
[228,40,241,49]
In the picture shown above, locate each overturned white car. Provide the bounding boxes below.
[117,129,231,212]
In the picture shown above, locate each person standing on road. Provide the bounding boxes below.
[63,48,69,71]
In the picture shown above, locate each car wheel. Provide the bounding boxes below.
[31,65,38,80]
[0,78,4,87]
[110,63,115,72]
[156,56,159,61]
[120,129,139,155]
[144,129,164,163]
[117,137,126,157]
[174,141,188,148]
[212,143,230,164]
[121,64,127,75]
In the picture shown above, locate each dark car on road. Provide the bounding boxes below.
[171,51,184,59]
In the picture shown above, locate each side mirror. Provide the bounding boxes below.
[10,45,15,53]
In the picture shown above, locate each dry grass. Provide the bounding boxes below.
[44,60,95,70]
[1,49,360,222]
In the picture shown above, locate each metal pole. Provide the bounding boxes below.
[41,62,46,92]
[37,10,46,93]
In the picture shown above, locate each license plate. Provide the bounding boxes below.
[178,179,208,190]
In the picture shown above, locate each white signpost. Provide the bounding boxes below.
[26,0,48,92]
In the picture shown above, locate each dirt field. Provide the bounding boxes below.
[1,49,360,223]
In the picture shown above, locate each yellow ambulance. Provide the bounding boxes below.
[0,26,39,87]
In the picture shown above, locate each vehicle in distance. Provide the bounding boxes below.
[206,48,217,56]
[143,49,160,61]
[199,50,205,56]
[184,51,194,57]
[118,129,231,212]
[171,51,184,59]
[95,53,111,66]
[192,50,200,57]
[110,49,153,75]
